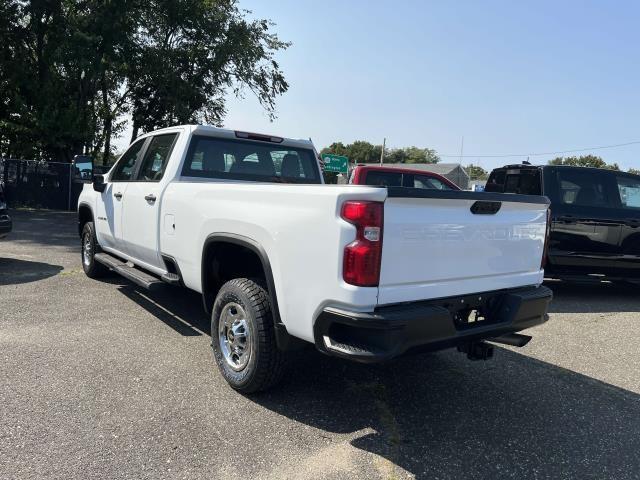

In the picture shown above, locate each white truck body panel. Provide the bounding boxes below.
[161,182,385,342]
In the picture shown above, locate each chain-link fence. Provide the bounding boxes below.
[0,158,109,211]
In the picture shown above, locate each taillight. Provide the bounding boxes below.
[541,208,551,269]
[341,201,384,286]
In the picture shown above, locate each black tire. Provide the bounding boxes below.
[81,221,108,278]
[211,278,287,393]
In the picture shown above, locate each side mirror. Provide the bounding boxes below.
[72,155,94,183]
[93,174,106,193]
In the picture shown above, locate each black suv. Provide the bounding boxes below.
[0,182,11,239]
[486,164,640,282]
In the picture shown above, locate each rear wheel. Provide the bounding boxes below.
[81,221,108,278]
[211,278,287,393]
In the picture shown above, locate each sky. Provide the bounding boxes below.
[116,0,640,171]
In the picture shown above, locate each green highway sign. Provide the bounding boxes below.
[321,153,349,174]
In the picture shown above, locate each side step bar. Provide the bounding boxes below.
[94,253,165,291]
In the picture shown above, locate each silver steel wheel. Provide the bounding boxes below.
[218,302,252,372]
[82,233,92,267]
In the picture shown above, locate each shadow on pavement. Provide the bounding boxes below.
[0,257,63,285]
[255,347,640,479]
[117,285,209,336]
[115,282,640,479]
[545,280,640,313]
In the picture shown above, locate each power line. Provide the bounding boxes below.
[436,140,640,159]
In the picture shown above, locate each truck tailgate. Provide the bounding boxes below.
[378,189,549,305]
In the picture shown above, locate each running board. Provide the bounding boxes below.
[94,253,165,291]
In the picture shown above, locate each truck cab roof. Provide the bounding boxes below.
[140,124,315,151]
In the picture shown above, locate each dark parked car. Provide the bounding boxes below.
[0,182,11,239]
[486,164,640,282]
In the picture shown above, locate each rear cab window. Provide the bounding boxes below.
[364,171,403,187]
[486,168,542,195]
[182,135,321,183]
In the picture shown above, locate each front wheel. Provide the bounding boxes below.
[81,221,108,278]
[211,278,287,393]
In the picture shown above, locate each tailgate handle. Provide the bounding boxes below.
[470,201,501,215]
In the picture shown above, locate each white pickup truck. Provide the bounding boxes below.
[77,125,552,392]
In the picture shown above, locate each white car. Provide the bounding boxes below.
[77,125,552,392]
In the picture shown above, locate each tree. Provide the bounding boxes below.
[0,0,290,162]
[628,168,640,176]
[127,1,290,141]
[548,155,619,170]
[321,140,382,163]
[386,146,439,164]
[321,142,439,165]
[465,164,488,180]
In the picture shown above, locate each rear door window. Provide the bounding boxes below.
[364,170,403,187]
[412,174,454,190]
[555,169,614,208]
[615,174,640,209]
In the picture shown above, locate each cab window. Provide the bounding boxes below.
[615,174,640,209]
[365,171,403,187]
[111,139,146,181]
[503,170,541,195]
[555,169,613,208]
[485,169,506,192]
[136,134,178,181]
[182,136,320,183]
[412,174,454,190]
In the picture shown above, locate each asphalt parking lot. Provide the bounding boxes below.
[1,210,640,480]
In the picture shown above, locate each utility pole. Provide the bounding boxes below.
[380,137,386,165]
[459,136,464,165]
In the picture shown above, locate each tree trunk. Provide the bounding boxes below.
[101,72,112,166]
[130,116,139,144]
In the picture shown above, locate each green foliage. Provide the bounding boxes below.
[321,141,439,165]
[0,0,289,162]
[548,155,619,170]
[386,146,439,164]
[628,168,640,176]
[465,164,488,180]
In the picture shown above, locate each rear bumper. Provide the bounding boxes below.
[314,285,552,363]
[0,212,12,238]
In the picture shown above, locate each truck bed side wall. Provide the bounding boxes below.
[159,181,385,341]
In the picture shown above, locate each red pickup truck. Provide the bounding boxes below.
[349,165,459,190]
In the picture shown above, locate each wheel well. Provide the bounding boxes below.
[202,236,301,351]
[78,204,93,237]
[202,241,268,313]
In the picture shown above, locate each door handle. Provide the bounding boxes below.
[144,194,157,202]
[114,192,123,200]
